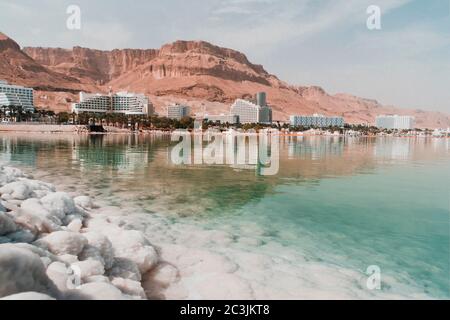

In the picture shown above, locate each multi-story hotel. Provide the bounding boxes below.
[0,80,34,112]
[204,114,239,124]
[375,115,415,130]
[290,114,344,128]
[230,92,272,124]
[72,91,152,115]
[166,104,190,120]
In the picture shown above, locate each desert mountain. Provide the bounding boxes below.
[0,31,447,128]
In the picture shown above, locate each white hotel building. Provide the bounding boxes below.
[166,104,190,120]
[72,92,152,115]
[230,93,272,124]
[0,80,34,112]
[290,114,344,128]
[375,115,415,130]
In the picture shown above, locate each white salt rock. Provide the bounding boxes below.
[76,282,126,300]
[0,244,59,298]
[67,219,82,233]
[78,245,105,266]
[83,275,110,284]
[41,257,52,268]
[111,277,146,299]
[13,243,57,261]
[57,254,79,265]
[0,292,56,300]
[1,200,19,212]
[46,262,69,292]
[35,231,87,255]
[16,198,62,233]
[74,196,94,210]
[1,194,12,201]
[40,192,76,219]
[0,181,32,200]
[0,212,17,236]
[0,179,54,200]
[6,229,36,243]
[0,166,24,185]
[144,263,179,288]
[82,232,114,269]
[72,260,105,280]
[108,229,158,274]
[0,201,8,212]
[63,214,86,226]
[108,257,142,281]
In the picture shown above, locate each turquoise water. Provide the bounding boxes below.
[0,133,449,299]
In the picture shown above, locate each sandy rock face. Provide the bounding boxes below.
[0,244,59,298]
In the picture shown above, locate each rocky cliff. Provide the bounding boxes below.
[0,31,447,127]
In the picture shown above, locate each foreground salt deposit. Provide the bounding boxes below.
[0,165,160,300]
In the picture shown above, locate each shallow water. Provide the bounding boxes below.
[1,133,449,299]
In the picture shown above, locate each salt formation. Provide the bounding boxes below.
[0,164,163,300]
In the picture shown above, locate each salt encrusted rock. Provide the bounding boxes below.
[111,277,146,299]
[6,229,36,243]
[0,166,24,186]
[84,275,110,284]
[13,243,57,261]
[34,231,87,256]
[0,212,17,236]
[78,245,105,266]
[16,198,62,233]
[108,257,142,281]
[57,254,79,265]
[0,202,7,212]
[41,257,52,268]
[71,260,105,280]
[74,196,94,210]
[81,232,114,269]
[40,192,76,219]
[76,282,126,300]
[46,262,70,292]
[0,181,31,200]
[0,292,56,300]
[0,179,55,200]
[0,244,58,298]
[67,218,82,233]
[1,200,19,212]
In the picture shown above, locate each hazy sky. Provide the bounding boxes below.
[1,0,449,112]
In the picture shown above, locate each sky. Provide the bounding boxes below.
[0,0,449,112]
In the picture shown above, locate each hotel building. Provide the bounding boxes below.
[0,80,34,112]
[290,114,344,128]
[204,114,239,124]
[375,115,415,130]
[166,104,190,120]
[72,91,152,115]
[230,92,272,124]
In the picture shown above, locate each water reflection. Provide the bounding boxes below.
[0,133,448,216]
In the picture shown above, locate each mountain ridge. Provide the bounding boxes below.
[1,32,448,128]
